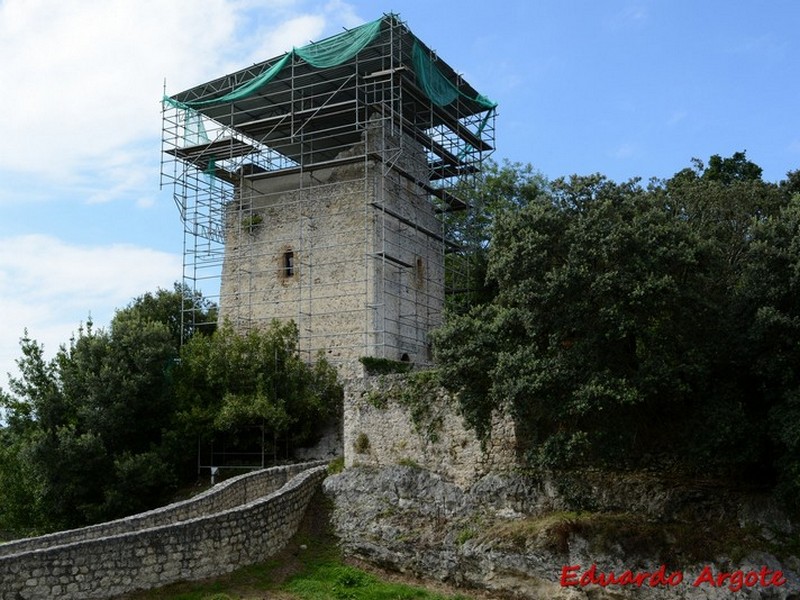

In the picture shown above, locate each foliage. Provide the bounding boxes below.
[358,356,412,375]
[443,159,548,313]
[433,153,800,508]
[353,432,370,454]
[0,289,184,532]
[0,287,342,536]
[327,456,345,474]
[241,213,264,233]
[125,282,218,348]
[364,371,444,444]
[174,320,342,459]
[395,371,443,443]
[285,563,471,600]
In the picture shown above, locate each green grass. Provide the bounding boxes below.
[285,563,471,600]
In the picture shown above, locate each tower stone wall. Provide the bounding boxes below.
[219,123,444,366]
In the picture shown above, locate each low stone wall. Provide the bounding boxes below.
[0,462,328,600]
[343,373,516,486]
[0,461,324,558]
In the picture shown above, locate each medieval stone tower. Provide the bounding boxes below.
[162,14,495,367]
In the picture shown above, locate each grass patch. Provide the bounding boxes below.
[327,457,345,475]
[121,555,471,600]
[286,563,471,600]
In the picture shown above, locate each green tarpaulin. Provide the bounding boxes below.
[164,16,496,112]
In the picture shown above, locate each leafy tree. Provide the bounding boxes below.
[122,282,217,348]
[740,193,800,504]
[0,426,47,537]
[443,160,547,312]
[174,320,341,463]
[703,150,763,184]
[0,285,214,533]
[433,155,800,507]
[437,173,739,466]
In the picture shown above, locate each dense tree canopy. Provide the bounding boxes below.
[433,153,800,509]
[0,294,183,533]
[174,320,341,463]
[0,286,340,537]
[443,161,548,312]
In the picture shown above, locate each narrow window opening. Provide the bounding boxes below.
[415,256,425,289]
[400,353,410,363]
[283,250,294,278]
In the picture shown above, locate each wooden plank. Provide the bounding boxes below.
[372,252,413,269]
[167,138,257,162]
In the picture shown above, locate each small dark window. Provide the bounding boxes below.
[400,353,410,363]
[283,250,294,277]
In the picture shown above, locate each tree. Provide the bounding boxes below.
[442,160,547,312]
[703,150,763,184]
[0,285,214,533]
[174,320,341,464]
[433,155,799,505]
[122,283,217,348]
[740,192,800,505]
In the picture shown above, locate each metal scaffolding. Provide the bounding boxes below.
[161,14,495,366]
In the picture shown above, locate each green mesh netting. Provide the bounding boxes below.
[411,41,496,110]
[193,53,291,108]
[164,16,495,116]
[164,18,383,110]
[183,108,210,144]
[295,17,383,68]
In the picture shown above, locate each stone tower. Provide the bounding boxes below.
[162,14,495,367]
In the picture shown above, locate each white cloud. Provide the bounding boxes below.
[0,0,364,385]
[243,14,327,62]
[1,0,230,178]
[0,0,363,203]
[611,142,639,159]
[0,234,181,385]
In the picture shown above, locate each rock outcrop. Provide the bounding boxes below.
[324,465,800,599]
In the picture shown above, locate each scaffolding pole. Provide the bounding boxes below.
[160,14,495,366]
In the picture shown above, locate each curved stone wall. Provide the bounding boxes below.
[0,461,327,600]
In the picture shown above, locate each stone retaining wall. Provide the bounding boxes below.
[0,462,327,600]
[344,373,516,486]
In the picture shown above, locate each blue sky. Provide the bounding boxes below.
[1,0,798,382]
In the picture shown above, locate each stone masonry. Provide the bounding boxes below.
[0,461,326,600]
[219,122,444,367]
[343,372,517,487]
